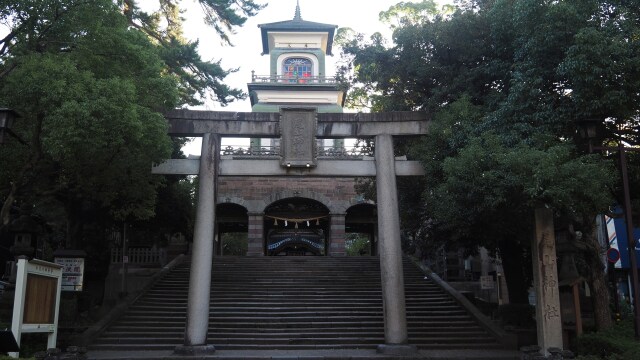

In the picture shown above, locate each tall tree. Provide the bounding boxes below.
[0,0,179,244]
[122,0,264,105]
[338,0,639,330]
[0,0,263,246]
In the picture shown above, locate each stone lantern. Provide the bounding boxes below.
[9,205,42,259]
[0,108,21,145]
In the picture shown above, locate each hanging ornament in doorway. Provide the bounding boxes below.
[274,218,278,226]
[285,220,288,226]
[306,220,310,227]
[295,222,299,229]
[316,219,320,226]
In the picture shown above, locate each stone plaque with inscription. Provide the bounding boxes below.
[280,107,317,168]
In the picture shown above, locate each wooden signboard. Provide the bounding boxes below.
[10,258,62,358]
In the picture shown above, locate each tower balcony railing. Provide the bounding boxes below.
[220,145,373,159]
[251,73,338,85]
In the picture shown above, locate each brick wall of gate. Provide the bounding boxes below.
[217,176,363,213]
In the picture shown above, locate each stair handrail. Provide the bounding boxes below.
[408,256,518,350]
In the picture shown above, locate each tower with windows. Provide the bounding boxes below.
[213,2,376,257]
[247,2,345,112]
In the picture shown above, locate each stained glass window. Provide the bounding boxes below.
[282,57,312,82]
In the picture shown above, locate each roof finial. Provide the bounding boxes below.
[294,0,302,21]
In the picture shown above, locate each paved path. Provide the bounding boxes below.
[87,348,521,360]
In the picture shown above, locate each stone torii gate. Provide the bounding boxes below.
[154,107,427,355]
[152,107,563,356]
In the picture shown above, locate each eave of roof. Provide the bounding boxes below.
[257,2,337,55]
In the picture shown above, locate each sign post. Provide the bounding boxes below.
[10,258,62,358]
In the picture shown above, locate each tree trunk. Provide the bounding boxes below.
[585,232,613,330]
[1,113,44,225]
[499,239,531,304]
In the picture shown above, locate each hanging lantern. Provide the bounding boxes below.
[306,220,310,227]
[285,220,288,226]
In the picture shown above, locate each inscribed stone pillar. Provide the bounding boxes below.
[247,213,264,256]
[374,134,414,354]
[532,206,563,354]
[329,213,346,256]
[180,133,218,352]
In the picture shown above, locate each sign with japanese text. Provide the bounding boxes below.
[54,257,84,292]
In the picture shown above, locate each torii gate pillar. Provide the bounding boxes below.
[175,133,218,355]
[375,134,417,355]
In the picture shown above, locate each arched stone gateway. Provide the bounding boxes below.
[345,203,377,256]
[215,203,248,256]
[264,197,329,256]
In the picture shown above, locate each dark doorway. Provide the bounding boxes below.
[345,203,377,256]
[264,197,329,256]
[216,203,248,256]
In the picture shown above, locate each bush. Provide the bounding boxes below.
[345,234,371,256]
[575,354,632,360]
[575,318,640,359]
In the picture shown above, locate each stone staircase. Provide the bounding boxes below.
[89,256,505,352]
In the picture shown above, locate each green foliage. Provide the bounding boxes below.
[345,234,371,256]
[197,0,264,45]
[379,0,439,28]
[339,0,634,307]
[0,0,259,240]
[222,233,248,256]
[576,318,640,358]
[0,1,177,224]
[125,0,264,105]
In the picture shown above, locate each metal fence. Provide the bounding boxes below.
[220,145,373,159]
[111,248,162,264]
[251,74,339,85]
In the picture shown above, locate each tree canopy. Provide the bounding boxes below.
[0,0,262,247]
[339,0,638,319]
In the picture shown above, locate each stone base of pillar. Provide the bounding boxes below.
[246,243,264,256]
[174,344,216,356]
[376,344,418,355]
[329,242,346,256]
[329,213,346,256]
[247,214,264,256]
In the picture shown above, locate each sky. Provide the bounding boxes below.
[141,0,452,155]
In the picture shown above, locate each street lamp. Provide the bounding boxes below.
[577,118,640,339]
[0,108,19,145]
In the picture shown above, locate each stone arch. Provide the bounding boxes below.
[216,196,248,209]
[262,189,337,213]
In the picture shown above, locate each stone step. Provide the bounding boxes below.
[90,256,502,353]
[90,342,503,352]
